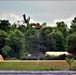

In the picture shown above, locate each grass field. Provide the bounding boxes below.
[0,60,76,70]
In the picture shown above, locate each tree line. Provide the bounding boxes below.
[0,17,76,59]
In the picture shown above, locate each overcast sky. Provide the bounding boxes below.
[0,1,76,28]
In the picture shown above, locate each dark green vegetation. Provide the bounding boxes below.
[66,57,74,67]
[0,60,76,70]
[0,17,76,59]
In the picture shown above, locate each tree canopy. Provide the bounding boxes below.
[0,17,76,59]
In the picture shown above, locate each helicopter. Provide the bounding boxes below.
[23,14,40,29]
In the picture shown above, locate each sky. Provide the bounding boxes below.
[0,1,76,28]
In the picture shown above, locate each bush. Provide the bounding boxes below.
[66,57,74,67]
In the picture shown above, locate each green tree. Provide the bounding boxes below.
[47,33,57,51]
[25,27,37,54]
[1,45,11,59]
[50,31,65,51]
[67,32,76,54]
[39,26,55,53]
[39,29,48,53]
[17,25,26,33]
[0,30,8,53]
[6,29,25,59]
[0,20,11,32]
[56,21,68,40]
[56,21,68,51]
[43,27,53,34]
[70,17,76,33]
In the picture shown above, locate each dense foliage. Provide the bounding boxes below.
[0,17,76,59]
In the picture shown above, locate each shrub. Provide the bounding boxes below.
[66,57,74,67]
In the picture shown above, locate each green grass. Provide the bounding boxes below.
[0,60,76,70]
